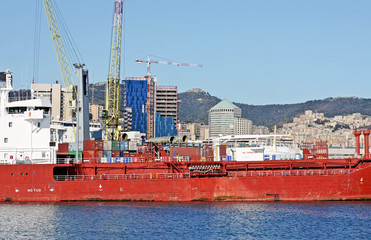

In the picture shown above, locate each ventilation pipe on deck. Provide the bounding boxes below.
[354,130,362,156]
[172,135,188,143]
[363,130,370,158]
[147,136,175,144]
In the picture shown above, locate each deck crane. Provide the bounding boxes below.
[104,0,124,141]
[42,0,76,121]
[42,0,90,158]
[135,56,202,139]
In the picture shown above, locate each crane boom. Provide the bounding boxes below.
[136,58,203,76]
[136,56,202,139]
[136,60,202,67]
[105,0,123,141]
[42,0,76,119]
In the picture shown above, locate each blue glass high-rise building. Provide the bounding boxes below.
[124,77,178,138]
[124,77,149,135]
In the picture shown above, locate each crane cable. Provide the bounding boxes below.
[33,0,84,84]
[33,0,42,84]
[51,0,84,68]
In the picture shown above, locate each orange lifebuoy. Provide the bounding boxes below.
[25,156,30,160]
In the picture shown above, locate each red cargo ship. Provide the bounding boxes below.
[0,131,370,202]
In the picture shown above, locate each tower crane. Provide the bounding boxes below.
[104,0,124,141]
[135,56,202,139]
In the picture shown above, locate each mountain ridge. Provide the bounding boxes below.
[178,90,371,128]
[88,84,371,127]
[11,84,371,128]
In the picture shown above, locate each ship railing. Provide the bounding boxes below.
[227,169,356,177]
[55,155,203,164]
[53,172,191,181]
[158,155,204,162]
[56,158,79,164]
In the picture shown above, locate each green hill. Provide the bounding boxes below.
[15,83,371,128]
[179,89,371,128]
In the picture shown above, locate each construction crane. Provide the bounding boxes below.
[104,0,124,141]
[42,0,77,121]
[135,56,202,139]
[136,56,203,76]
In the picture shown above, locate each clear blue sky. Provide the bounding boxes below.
[1,0,371,105]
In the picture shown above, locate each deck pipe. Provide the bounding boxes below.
[353,130,362,156]
[363,130,370,158]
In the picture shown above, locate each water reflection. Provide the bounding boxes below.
[0,202,369,240]
[0,203,58,239]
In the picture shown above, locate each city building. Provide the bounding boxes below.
[31,83,62,120]
[156,86,178,123]
[30,83,77,122]
[122,106,132,131]
[199,125,209,141]
[155,113,177,137]
[179,123,209,141]
[253,126,270,135]
[279,110,371,148]
[234,117,253,135]
[89,104,103,121]
[124,77,155,137]
[208,99,241,138]
[124,76,178,138]
[155,85,178,137]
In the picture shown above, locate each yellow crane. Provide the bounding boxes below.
[42,0,77,120]
[104,0,124,141]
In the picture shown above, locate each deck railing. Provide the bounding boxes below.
[53,172,191,181]
[227,169,356,177]
[53,167,361,182]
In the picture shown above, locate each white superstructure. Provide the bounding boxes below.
[50,120,102,143]
[0,69,57,164]
[213,134,301,161]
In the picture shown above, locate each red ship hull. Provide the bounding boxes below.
[0,159,370,202]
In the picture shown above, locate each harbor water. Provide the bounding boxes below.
[0,202,369,239]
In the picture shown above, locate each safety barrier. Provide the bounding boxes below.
[56,155,203,164]
[227,169,356,178]
[53,172,191,181]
